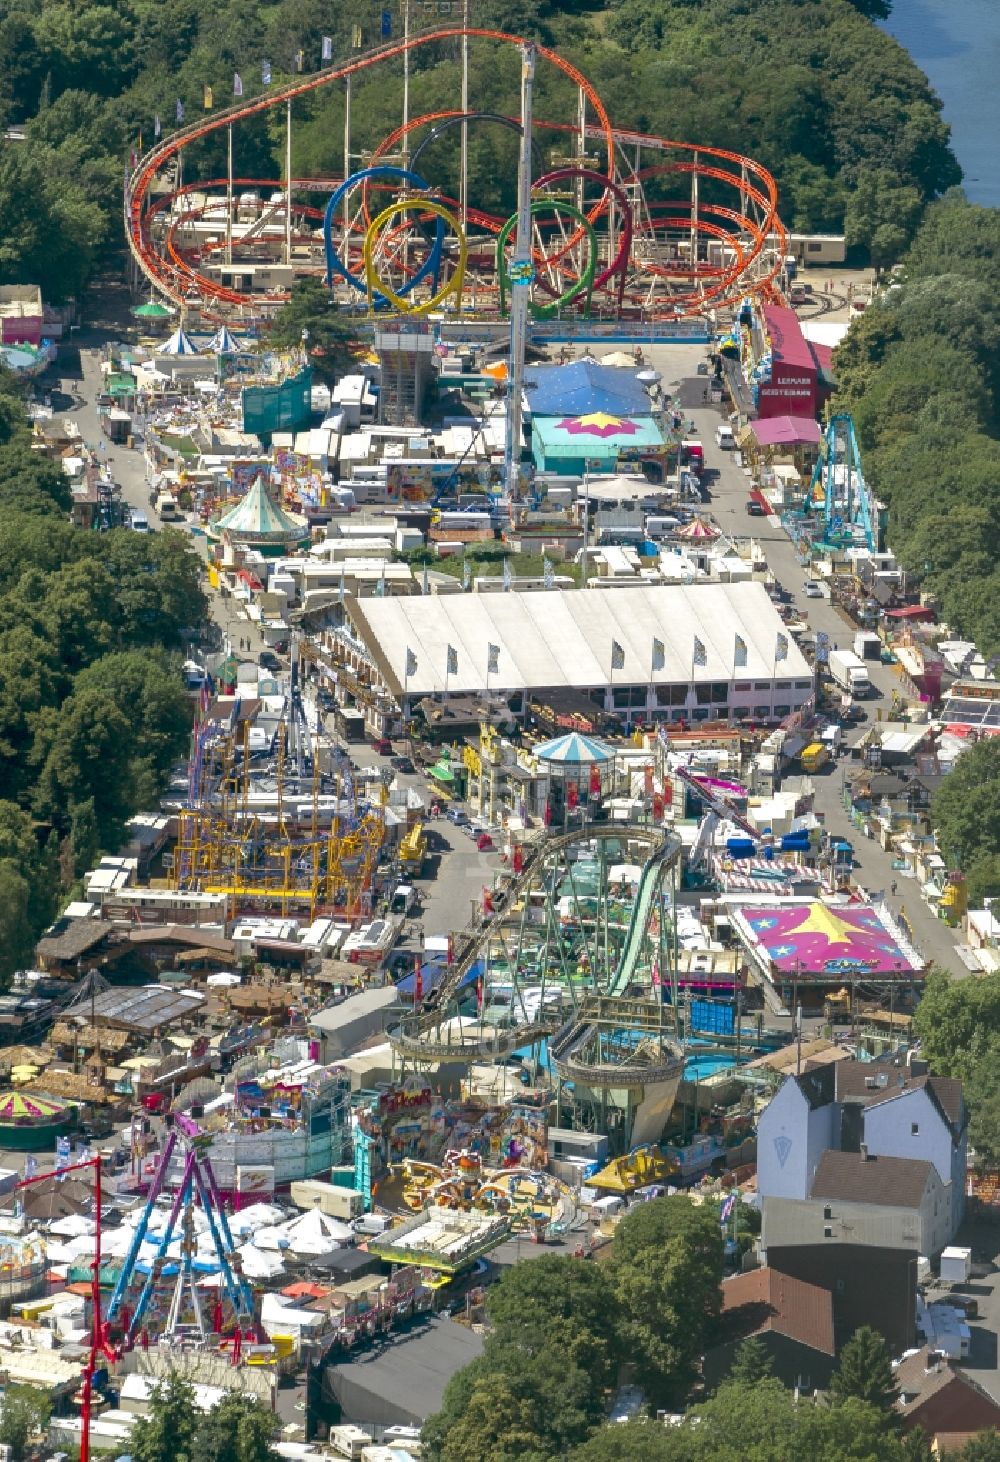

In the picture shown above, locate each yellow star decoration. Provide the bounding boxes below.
[781,902,864,949]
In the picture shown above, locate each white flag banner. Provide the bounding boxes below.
[543,556,554,588]
[405,648,417,680]
[734,633,748,668]
[651,637,665,673]
[233,72,243,97]
[775,631,789,663]
[611,639,626,671]
[693,635,708,668]
[487,643,500,676]
[446,644,458,676]
[262,60,272,85]
[322,35,333,61]
[502,557,512,590]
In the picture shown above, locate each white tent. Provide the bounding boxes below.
[157,327,200,356]
[255,1208,351,1257]
[228,1203,286,1237]
[236,1242,285,1280]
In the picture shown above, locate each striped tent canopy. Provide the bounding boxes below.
[533,731,614,765]
[207,325,243,354]
[213,477,308,545]
[157,327,200,356]
[0,1091,67,1122]
[675,517,720,540]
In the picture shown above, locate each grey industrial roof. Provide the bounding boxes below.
[349,582,811,697]
[323,1316,484,1428]
[87,984,205,1032]
[310,986,398,1031]
[810,1150,934,1209]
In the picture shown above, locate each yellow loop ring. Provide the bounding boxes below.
[363,197,467,316]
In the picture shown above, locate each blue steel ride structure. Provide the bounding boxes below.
[810,412,880,553]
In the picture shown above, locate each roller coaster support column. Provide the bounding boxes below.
[690,151,699,289]
[505,42,535,502]
[284,99,292,266]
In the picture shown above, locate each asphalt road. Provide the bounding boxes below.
[646,354,965,978]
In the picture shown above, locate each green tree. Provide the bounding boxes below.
[932,740,1000,873]
[610,1195,723,1403]
[570,1417,679,1460]
[485,1254,619,1390]
[0,1384,52,1462]
[268,279,366,384]
[131,1379,276,1462]
[192,1392,277,1462]
[725,1335,774,1388]
[828,1326,900,1419]
[433,1372,548,1462]
[572,1378,911,1460]
[964,1051,1000,1168]
[130,1376,199,1462]
[424,1323,604,1460]
[960,1432,1000,1462]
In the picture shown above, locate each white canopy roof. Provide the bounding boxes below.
[350,582,812,696]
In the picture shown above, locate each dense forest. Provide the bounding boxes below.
[0,0,959,299]
[833,199,1000,658]
[0,371,204,980]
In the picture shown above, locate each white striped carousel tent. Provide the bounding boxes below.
[346,582,813,700]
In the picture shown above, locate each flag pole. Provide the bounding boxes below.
[226,124,233,265]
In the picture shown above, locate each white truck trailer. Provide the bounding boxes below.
[828,648,872,697]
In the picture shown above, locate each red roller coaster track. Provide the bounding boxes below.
[125,27,785,325]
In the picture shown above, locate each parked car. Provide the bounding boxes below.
[745,499,765,516]
[391,755,415,774]
[372,736,393,755]
[258,649,281,671]
[803,580,825,599]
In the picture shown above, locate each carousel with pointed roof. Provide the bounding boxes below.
[208,475,310,558]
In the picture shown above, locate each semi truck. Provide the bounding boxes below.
[828,648,872,697]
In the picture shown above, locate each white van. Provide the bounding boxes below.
[353,1213,393,1237]
[715,424,735,450]
[390,884,417,915]
[645,515,681,540]
[155,492,181,521]
[130,511,151,534]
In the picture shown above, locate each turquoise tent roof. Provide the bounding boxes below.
[534,732,614,765]
[213,477,308,543]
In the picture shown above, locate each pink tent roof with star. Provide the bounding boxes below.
[738,902,920,976]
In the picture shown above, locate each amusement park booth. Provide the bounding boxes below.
[531,412,666,477]
[755,306,819,420]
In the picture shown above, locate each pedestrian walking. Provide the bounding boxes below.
[891,881,898,897]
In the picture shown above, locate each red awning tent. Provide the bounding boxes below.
[886,606,936,623]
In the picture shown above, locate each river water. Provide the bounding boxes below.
[882,0,1000,208]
